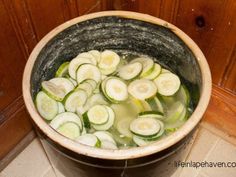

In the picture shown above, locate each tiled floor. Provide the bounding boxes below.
[1,123,235,177]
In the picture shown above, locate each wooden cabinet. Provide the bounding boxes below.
[0,0,235,169]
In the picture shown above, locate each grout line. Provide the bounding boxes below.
[200,122,236,146]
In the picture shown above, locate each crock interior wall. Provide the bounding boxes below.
[31,16,201,108]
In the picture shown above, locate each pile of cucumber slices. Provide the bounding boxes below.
[35,50,191,149]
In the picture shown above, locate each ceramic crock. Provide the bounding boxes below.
[22,11,211,177]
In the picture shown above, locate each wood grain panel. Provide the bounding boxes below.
[0,1,27,110]
[111,0,162,16]
[25,0,71,40]
[203,85,236,139]
[159,0,179,22]
[222,45,236,93]
[3,0,38,56]
[0,106,32,159]
[173,0,236,86]
[76,0,103,15]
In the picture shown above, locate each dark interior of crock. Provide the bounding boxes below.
[31,16,201,109]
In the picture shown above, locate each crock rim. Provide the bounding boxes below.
[22,11,212,160]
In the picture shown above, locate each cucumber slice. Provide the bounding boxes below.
[99,50,120,70]
[86,93,108,108]
[146,97,164,113]
[130,117,161,137]
[64,90,87,112]
[128,79,157,100]
[144,120,164,141]
[165,101,185,123]
[100,67,117,75]
[131,57,154,77]
[101,140,118,149]
[76,82,93,97]
[77,52,97,65]
[69,56,93,79]
[154,73,181,96]
[89,50,101,63]
[57,122,81,139]
[143,63,161,80]
[55,62,69,77]
[92,106,115,131]
[36,91,58,120]
[82,111,91,129]
[94,131,116,145]
[140,100,152,111]
[68,77,78,87]
[49,78,75,95]
[76,64,101,84]
[87,105,109,125]
[77,106,87,115]
[109,128,134,147]
[118,62,142,80]
[128,96,145,113]
[84,79,97,90]
[176,85,190,106]
[57,102,65,113]
[104,77,128,102]
[76,134,101,147]
[138,111,164,119]
[42,81,66,101]
[50,112,83,133]
[116,118,133,138]
[161,68,171,74]
[133,136,151,147]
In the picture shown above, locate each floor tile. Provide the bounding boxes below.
[178,127,220,177]
[202,139,236,177]
[1,139,51,177]
[43,167,57,177]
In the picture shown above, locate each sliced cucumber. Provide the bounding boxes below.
[161,68,171,74]
[99,50,120,70]
[165,101,185,123]
[76,64,101,84]
[118,62,142,80]
[101,140,118,149]
[100,67,117,75]
[87,105,109,125]
[131,57,154,77]
[68,77,78,87]
[57,102,65,113]
[93,131,116,145]
[36,91,58,120]
[86,93,108,108]
[128,79,157,100]
[109,128,134,147]
[92,106,115,131]
[89,50,101,63]
[77,106,87,115]
[130,117,161,137]
[64,90,87,112]
[133,135,151,147]
[104,77,128,102]
[76,82,93,97]
[154,73,181,96]
[176,85,190,106]
[116,118,133,138]
[84,79,97,90]
[42,81,66,101]
[144,120,164,141]
[77,52,97,65]
[57,122,81,139]
[68,56,93,79]
[49,77,75,95]
[76,134,101,147]
[138,111,164,119]
[146,97,164,113]
[50,112,83,134]
[143,63,161,80]
[55,62,69,77]
[82,111,91,129]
